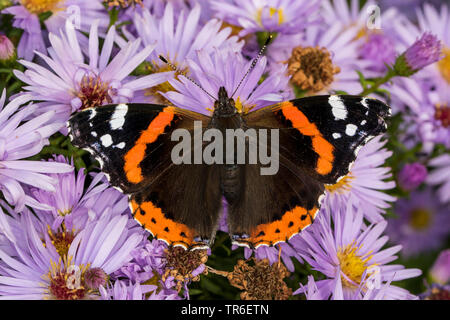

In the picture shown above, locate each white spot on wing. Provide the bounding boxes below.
[361,97,369,109]
[361,120,367,125]
[332,133,341,139]
[329,95,347,120]
[92,131,97,137]
[345,124,357,136]
[110,104,128,130]
[115,142,126,149]
[88,109,97,120]
[100,134,113,147]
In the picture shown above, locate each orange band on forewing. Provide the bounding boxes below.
[130,200,195,247]
[124,107,175,184]
[281,102,334,175]
[247,206,318,247]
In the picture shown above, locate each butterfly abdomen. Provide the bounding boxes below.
[220,164,243,204]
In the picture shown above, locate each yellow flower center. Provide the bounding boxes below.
[437,47,450,84]
[409,208,432,230]
[234,96,254,114]
[325,174,354,194]
[144,61,184,105]
[337,242,374,289]
[57,208,72,217]
[256,6,284,27]
[21,0,62,14]
[219,21,243,38]
[46,224,76,257]
[352,25,370,41]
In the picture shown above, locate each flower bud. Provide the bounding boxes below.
[398,163,427,191]
[394,33,442,76]
[430,249,450,285]
[0,34,15,64]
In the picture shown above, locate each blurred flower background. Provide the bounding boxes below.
[0,0,448,300]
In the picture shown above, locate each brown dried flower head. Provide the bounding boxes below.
[286,45,340,94]
[163,247,208,292]
[228,258,292,300]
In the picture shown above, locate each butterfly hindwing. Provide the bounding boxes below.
[227,160,325,248]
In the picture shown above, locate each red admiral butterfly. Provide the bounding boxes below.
[68,87,390,250]
[68,36,390,250]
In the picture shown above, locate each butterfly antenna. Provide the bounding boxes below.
[231,34,273,99]
[158,55,217,101]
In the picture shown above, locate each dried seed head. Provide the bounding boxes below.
[228,258,292,300]
[162,247,208,292]
[286,45,340,94]
[103,0,143,9]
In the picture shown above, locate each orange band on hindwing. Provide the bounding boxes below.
[281,102,334,175]
[246,206,318,247]
[130,200,196,248]
[124,107,175,184]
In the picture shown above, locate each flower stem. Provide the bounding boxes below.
[359,69,396,96]
[206,266,229,278]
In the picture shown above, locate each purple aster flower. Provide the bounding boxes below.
[386,188,450,258]
[28,155,132,231]
[0,34,15,63]
[67,210,144,278]
[117,0,191,19]
[297,276,326,300]
[210,0,321,36]
[127,2,243,104]
[13,20,173,131]
[99,280,157,300]
[320,0,402,51]
[380,0,442,22]
[0,91,73,211]
[0,206,143,299]
[321,0,380,27]
[112,238,209,300]
[297,274,418,300]
[359,33,397,74]
[392,3,449,85]
[113,238,167,283]
[426,154,450,203]
[162,48,291,115]
[322,135,396,223]
[100,278,180,300]
[292,202,422,300]
[430,249,450,285]
[2,0,109,60]
[321,0,401,74]
[390,77,450,151]
[397,162,427,191]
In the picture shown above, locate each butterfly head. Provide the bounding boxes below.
[215,87,236,116]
